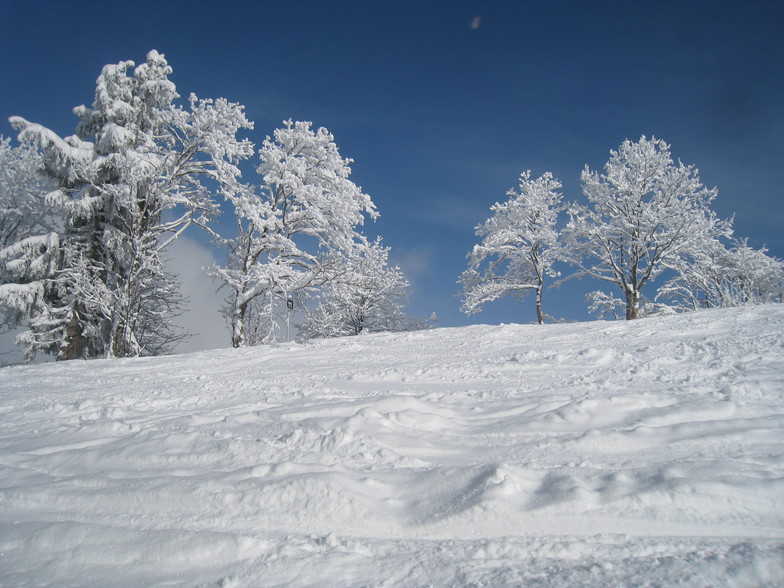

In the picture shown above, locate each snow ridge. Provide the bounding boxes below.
[1,305,783,586]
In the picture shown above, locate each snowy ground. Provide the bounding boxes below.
[1,305,783,587]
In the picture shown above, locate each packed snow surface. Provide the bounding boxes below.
[1,305,783,586]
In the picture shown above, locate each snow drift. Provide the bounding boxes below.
[1,305,783,586]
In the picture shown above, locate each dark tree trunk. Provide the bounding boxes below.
[58,302,86,360]
[231,299,247,348]
[625,289,640,320]
[535,285,544,325]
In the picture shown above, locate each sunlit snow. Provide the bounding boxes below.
[1,305,783,586]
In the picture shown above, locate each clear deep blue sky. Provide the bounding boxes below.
[1,1,782,348]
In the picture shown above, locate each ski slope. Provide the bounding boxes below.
[1,305,783,586]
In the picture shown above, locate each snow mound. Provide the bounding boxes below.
[1,305,783,586]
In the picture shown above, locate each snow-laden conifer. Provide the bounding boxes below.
[459,171,564,324]
[4,50,253,359]
[0,137,60,347]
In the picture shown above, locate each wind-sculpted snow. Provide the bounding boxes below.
[1,306,783,586]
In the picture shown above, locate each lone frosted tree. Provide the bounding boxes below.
[3,51,253,359]
[565,136,731,320]
[212,120,377,347]
[301,237,410,338]
[459,170,564,324]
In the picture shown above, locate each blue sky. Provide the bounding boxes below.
[1,0,782,352]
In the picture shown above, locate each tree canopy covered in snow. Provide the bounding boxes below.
[660,237,784,310]
[0,137,58,337]
[211,119,378,348]
[564,136,732,320]
[2,51,253,360]
[2,51,782,363]
[302,237,411,338]
[459,171,564,324]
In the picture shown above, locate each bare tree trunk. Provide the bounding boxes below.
[625,289,640,320]
[535,284,544,325]
[58,302,85,360]
[231,297,247,348]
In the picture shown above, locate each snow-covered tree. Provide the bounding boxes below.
[459,170,564,324]
[726,240,784,304]
[585,290,624,320]
[212,120,378,347]
[0,137,56,249]
[660,237,784,310]
[3,50,253,360]
[564,136,731,320]
[0,136,58,337]
[586,289,675,320]
[301,237,410,338]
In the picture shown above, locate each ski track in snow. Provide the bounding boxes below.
[1,305,783,586]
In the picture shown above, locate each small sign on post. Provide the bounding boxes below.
[286,297,294,342]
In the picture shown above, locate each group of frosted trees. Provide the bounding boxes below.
[460,136,783,323]
[3,52,781,362]
[0,51,411,361]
